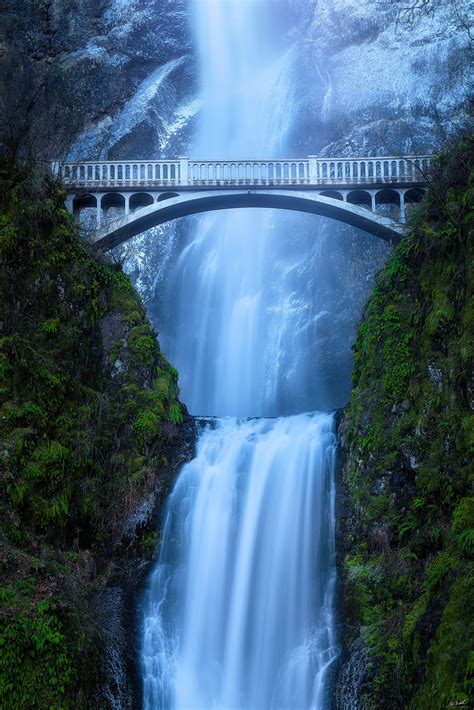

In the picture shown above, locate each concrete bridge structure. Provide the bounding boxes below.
[54,155,431,250]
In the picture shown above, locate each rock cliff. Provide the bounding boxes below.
[336,137,473,708]
[0,162,192,707]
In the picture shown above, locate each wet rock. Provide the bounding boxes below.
[428,362,443,390]
[371,478,387,495]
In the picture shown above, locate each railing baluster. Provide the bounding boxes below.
[56,154,432,199]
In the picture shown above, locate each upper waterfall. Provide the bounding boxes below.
[191,0,294,158]
[160,0,318,417]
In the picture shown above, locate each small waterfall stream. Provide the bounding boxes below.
[140,1,340,707]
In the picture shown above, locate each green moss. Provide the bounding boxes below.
[462,416,474,453]
[366,494,390,519]
[0,162,184,706]
[451,498,474,556]
[403,591,429,642]
[129,327,158,365]
[0,601,74,709]
[134,409,159,442]
[341,138,474,707]
[169,402,184,425]
[410,574,474,709]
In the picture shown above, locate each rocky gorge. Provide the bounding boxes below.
[2,0,470,410]
[0,0,472,707]
[336,138,473,708]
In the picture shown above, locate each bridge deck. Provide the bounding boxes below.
[54,154,431,191]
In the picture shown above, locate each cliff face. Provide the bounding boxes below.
[291,0,471,156]
[0,163,191,708]
[336,139,473,708]
[0,0,196,160]
[3,1,468,160]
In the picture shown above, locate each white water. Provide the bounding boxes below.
[141,1,339,707]
[142,414,338,710]
[161,0,311,418]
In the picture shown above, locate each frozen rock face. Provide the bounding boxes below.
[2,0,469,179]
[287,0,471,156]
[114,0,470,412]
[0,0,196,159]
[117,0,470,412]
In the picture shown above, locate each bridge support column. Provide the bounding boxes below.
[96,194,102,228]
[124,194,130,216]
[400,190,406,223]
[179,157,189,185]
[308,155,318,183]
[370,192,376,212]
[65,195,73,214]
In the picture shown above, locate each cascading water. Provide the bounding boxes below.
[159,0,337,418]
[141,1,339,707]
[160,0,298,418]
[142,415,338,709]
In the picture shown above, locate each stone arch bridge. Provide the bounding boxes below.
[54,155,431,250]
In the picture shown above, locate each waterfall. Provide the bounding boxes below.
[140,1,339,707]
[159,0,327,418]
[142,415,338,710]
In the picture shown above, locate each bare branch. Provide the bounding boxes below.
[450,0,474,44]
[383,0,434,29]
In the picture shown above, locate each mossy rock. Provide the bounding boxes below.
[0,162,184,707]
[338,137,474,707]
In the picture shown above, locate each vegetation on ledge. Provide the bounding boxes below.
[338,137,473,709]
[0,162,185,708]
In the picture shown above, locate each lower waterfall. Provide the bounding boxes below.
[141,412,338,709]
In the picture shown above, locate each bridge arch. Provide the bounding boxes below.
[73,192,96,212]
[347,190,372,210]
[320,190,343,201]
[157,191,180,203]
[73,193,97,227]
[101,192,126,222]
[375,188,401,220]
[91,189,405,251]
[130,192,154,212]
[375,188,400,204]
[404,187,426,219]
[405,187,426,203]
[101,192,125,210]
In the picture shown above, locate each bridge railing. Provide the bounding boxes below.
[314,156,431,183]
[53,155,432,189]
[53,159,183,188]
[186,159,312,184]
